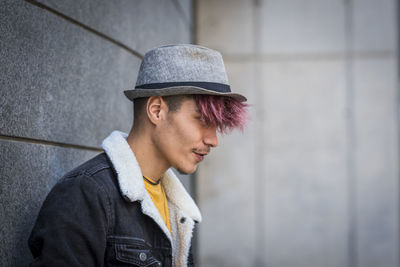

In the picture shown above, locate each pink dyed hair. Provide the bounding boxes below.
[194,95,249,134]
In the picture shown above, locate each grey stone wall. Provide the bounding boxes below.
[196,0,399,267]
[0,0,193,265]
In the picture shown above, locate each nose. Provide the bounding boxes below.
[203,126,218,148]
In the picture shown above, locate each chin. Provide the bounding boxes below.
[176,164,197,175]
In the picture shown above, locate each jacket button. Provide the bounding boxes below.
[139,252,147,261]
[180,217,186,223]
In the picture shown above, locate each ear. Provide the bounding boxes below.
[146,96,167,125]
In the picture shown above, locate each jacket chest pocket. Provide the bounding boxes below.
[107,236,162,267]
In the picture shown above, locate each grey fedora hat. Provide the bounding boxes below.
[124,44,247,102]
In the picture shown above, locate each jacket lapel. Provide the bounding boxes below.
[101,131,202,245]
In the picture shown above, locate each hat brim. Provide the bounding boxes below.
[124,86,247,102]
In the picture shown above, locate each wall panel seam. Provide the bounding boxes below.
[221,51,396,63]
[396,0,400,265]
[0,135,103,152]
[344,0,357,267]
[170,0,192,30]
[253,0,265,266]
[25,0,144,59]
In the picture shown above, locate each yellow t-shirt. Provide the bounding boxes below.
[143,176,171,233]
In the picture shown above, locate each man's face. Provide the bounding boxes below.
[153,98,218,174]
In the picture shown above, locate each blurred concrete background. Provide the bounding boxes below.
[1,0,399,267]
[196,0,399,267]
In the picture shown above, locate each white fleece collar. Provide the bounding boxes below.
[101,131,202,224]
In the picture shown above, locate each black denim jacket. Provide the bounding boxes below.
[28,153,195,266]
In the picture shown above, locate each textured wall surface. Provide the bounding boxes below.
[0,0,193,265]
[196,0,399,267]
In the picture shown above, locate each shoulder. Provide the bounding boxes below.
[64,153,112,179]
[51,153,119,201]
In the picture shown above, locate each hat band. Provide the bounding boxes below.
[135,82,231,93]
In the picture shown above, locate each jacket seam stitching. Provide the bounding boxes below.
[84,163,111,176]
[83,174,114,236]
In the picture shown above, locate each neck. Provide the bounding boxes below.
[126,126,170,182]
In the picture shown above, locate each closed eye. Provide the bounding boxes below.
[194,116,207,126]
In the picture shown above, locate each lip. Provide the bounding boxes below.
[193,152,207,162]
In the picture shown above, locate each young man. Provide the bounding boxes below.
[28,44,248,266]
